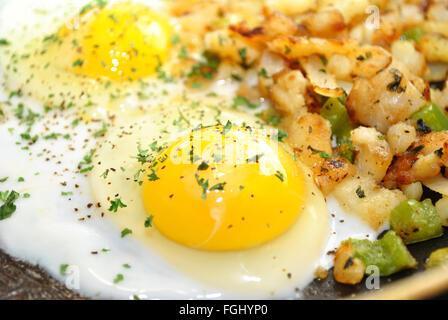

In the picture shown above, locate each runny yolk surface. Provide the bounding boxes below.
[57,2,173,81]
[142,125,306,251]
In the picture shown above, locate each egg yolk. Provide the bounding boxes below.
[58,2,173,81]
[142,125,306,251]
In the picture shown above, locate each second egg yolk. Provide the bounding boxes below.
[142,125,306,251]
[57,2,173,81]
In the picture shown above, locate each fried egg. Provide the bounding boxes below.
[0,0,378,300]
[0,0,193,119]
[88,103,329,297]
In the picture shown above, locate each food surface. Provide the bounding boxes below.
[0,0,447,299]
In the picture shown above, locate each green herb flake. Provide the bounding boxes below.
[113,273,124,284]
[356,186,366,198]
[121,228,132,238]
[144,215,154,228]
[0,190,20,221]
[60,264,69,275]
[108,198,127,212]
[232,96,259,109]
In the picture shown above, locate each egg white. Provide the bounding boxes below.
[0,0,379,300]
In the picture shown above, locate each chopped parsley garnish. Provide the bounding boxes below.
[72,59,84,67]
[195,173,209,200]
[108,198,127,212]
[210,182,226,192]
[275,129,288,142]
[0,177,8,183]
[113,274,124,284]
[172,108,191,127]
[232,96,259,109]
[222,120,232,135]
[274,171,285,182]
[123,264,131,269]
[195,173,226,199]
[44,133,70,140]
[0,190,20,221]
[387,69,406,93]
[17,177,24,182]
[258,68,269,78]
[60,264,69,275]
[238,47,248,67]
[178,46,188,59]
[308,146,331,159]
[149,141,165,153]
[0,39,10,46]
[93,122,108,138]
[147,168,160,181]
[121,228,132,238]
[198,161,209,170]
[79,150,95,172]
[61,192,73,196]
[80,166,94,173]
[356,186,366,198]
[144,215,154,228]
[133,145,150,164]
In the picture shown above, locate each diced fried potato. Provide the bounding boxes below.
[422,21,448,38]
[347,60,427,133]
[427,2,448,22]
[420,35,448,63]
[299,55,345,97]
[413,131,448,157]
[270,69,308,117]
[260,11,299,40]
[411,153,442,181]
[435,196,448,226]
[287,113,333,169]
[314,266,329,280]
[370,9,403,47]
[385,132,448,186]
[350,45,393,78]
[327,54,354,81]
[386,122,417,155]
[351,126,393,181]
[205,29,260,66]
[332,175,406,230]
[319,0,371,23]
[301,9,346,38]
[268,36,358,59]
[313,158,356,195]
[401,4,425,28]
[257,50,286,97]
[391,40,426,77]
[401,182,423,200]
[423,174,448,196]
[430,81,448,110]
[333,241,365,285]
[269,36,393,79]
[264,0,317,16]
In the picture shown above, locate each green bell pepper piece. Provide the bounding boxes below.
[425,248,448,269]
[401,28,424,44]
[320,98,356,162]
[346,230,417,276]
[321,97,353,140]
[410,103,448,132]
[390,199,443,244]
